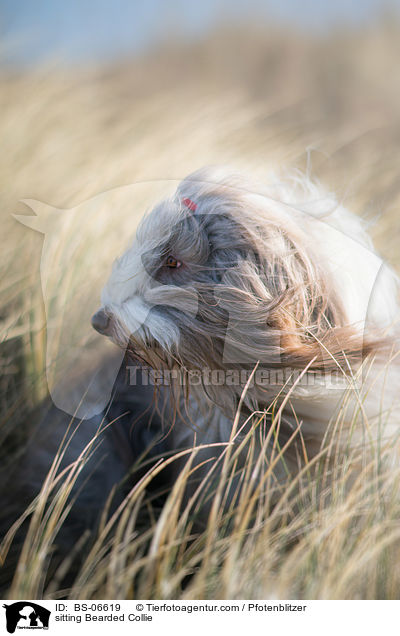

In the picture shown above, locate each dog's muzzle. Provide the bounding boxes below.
[91,308,111,335]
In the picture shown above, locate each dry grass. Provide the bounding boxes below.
[1,18,400,599]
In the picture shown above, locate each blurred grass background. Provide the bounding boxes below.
[1,1,400,599]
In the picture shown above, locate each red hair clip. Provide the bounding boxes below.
[182,197,197,212]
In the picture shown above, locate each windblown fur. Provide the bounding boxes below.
[93,166,400,500]
[2,166,400,593]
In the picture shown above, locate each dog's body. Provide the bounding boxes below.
[92,166,400,496]
[2,167,400,593]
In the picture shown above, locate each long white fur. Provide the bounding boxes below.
[97,166,400,496]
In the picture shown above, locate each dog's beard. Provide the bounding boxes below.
[124,335,171,369]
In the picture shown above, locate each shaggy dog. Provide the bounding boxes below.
[91,166,400,504]
[2,166,400,592]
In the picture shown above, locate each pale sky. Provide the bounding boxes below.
[0,0,398,67]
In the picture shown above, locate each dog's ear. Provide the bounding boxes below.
[212,238,358,371]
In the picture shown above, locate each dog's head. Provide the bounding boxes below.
[92,167,361,393]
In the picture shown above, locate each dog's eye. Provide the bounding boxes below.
[165,255,182,268]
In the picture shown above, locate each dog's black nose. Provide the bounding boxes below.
[91,309,110,334]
